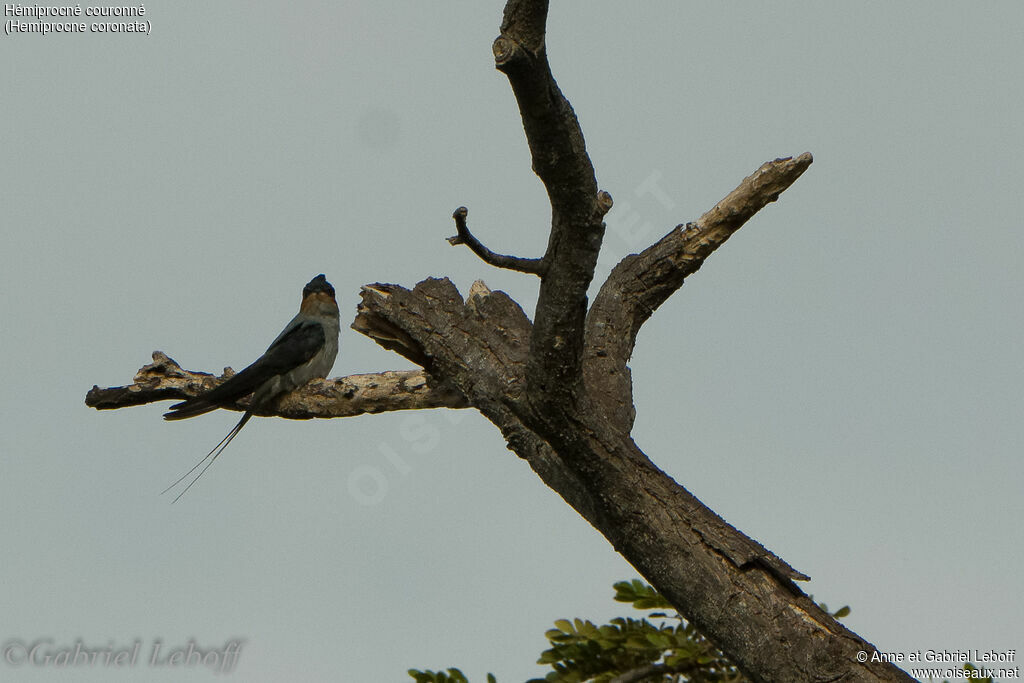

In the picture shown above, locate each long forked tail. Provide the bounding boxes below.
[162,411,253,503]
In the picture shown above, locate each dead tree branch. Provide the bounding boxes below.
[447,207,546,274]
[86,351,466,418]
[585,153,813,433]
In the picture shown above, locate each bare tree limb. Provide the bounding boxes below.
[585,154,813,432]
[446,206,545,274]
[85,351,466,418]
[499,0,547,47]
[493,0,611,407]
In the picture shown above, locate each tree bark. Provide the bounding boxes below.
[86,4,914,681]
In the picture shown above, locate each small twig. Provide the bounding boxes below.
[447,206,545,275]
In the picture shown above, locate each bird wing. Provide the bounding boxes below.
[163,321,326,420]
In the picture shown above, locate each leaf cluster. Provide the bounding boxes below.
[410,580,747,683]
[408,580,869,683]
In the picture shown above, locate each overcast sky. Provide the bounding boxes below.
[2,2,1022,681]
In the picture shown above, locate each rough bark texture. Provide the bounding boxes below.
[86,351,466,418]
[87,4,914,681]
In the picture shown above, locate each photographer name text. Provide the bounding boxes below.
[3,638,243,673]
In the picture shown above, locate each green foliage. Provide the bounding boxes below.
[811,596,851,620]
[613,578,673,611]
[410,580,855,682]
[525,606,740,682]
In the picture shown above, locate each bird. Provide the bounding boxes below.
[161,274,340,502]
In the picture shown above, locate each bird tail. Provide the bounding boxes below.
[161,411,253,503]
[163,397,220,421]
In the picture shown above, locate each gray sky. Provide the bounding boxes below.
[2,2,1022,681]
